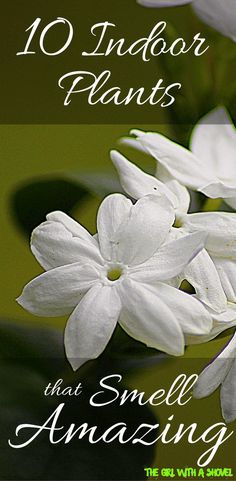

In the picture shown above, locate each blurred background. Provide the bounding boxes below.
[1,0,236,479]
[1,122,236,480]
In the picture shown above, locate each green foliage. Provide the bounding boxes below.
[0,320,157,480]
[10,173,122,237]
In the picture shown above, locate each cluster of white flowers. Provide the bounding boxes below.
[111,106,236,424]
[17,107,236,424]
[137,0,236,43]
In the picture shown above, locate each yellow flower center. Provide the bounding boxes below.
[107,268,122,281]
[173,216,183,228]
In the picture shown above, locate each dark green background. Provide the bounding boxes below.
[1,0,236,123]
[1,124,236,480]
[1,0,236,479]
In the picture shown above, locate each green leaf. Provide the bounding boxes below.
[10,172,122,237]
[10,177,88,237]
[0,320,65,378]
[0,320,157,480]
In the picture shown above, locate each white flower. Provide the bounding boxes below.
[190,108,236,208]
[121,107,236,209]
[193,331,236,423]
[17,193,212,371]
[186,302,236,345]
[137,0,236,42]
[111,150,236,308]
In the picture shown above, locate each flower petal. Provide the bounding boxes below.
[64,284,121,370]
[98,193,174,266]
[183,249,227,313]
[214,304,236,324]
[200,181,236,200]
[120,136,172,182]
[118,279,184,356]
[46,211,95,242]
[31,218,102,271]
[168,231,227,313]
[137,0,192,6]
[110,150,176,205]
[130,130,212,189]
[219,332,236,358]
[17,263,100,317]
[224,197,236,210]
[193,358,234,399]
[156,282,212,335]
[190,107,236,180]
[213,257,236,303]
[165,179,190,214]
[221,359,236,423]
[186,322,236,346]
[131,231,206,282]
[187,304,236,345]
[193,333,236,399]
[185,212,236,258]
[97,193,132,261]
[115,194,175,265]
[193,0,236,42]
